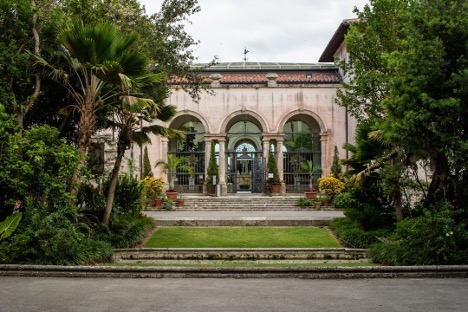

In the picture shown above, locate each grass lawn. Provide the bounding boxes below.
[144,227,341,248]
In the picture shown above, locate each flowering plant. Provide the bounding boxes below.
[318,174,344,198]
[140,176,164,200]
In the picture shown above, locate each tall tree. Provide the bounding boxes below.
[382,0,468,212]
[337,0,407,122]
[36,20,158,193]
[338,0,467,215]
[103,85,175,225]
[0,0,60,128]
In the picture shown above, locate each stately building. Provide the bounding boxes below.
[98,20,356,195]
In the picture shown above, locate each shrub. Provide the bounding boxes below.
[98,215,155,248]
[318,174,344,198]
[0,200,113,265]
[369,206,468,265]
[297,198,313,207]
[330,217,391,249]
[112,174,145,216]
[340,187,395,231]
[141,176,164,200]
[267,145,281,185]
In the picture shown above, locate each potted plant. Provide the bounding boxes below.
[205,141,219,195]
[317,174,344,200]
[155,155,194,200]
[140,176,164,207]
[299,160,319,199]
[266,145,281,194]
[176,189,185,207]
[315,192,331,207]
[163,198,174,210]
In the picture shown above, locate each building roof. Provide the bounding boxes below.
[318,18,358,62]
[192,62,337,71]
[170,62,341,85]
[198,72,340,84]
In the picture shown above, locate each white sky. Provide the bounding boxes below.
[138,0,369,63]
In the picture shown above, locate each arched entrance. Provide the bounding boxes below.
[283,115,322,192]
[168,116,205,193]
[225,117,265,193]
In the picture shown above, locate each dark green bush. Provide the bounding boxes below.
[330,217,391,249]
[112,174,145,216]
[98,215,155,248]
[0,201,113,265]
[369,206,468,265]
[340,187,395,230]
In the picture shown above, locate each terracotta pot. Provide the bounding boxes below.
[304,190,317,200]
[270,184,281,194]
[176,199,184,207]
[154,198,163,208]
[165,190,178,201]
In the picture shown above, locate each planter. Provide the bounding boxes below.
[270,184,281,194]
[206,185,215,195]
[304,189,317,200]
[154,198,163,208]
[165,190,178,201]
[163,202,173,210]
[176,199,184,207]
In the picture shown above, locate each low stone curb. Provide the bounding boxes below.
[1,264,467,279]
[112,248,368,261]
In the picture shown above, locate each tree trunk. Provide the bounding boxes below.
[70,91,97,196]
[102,143,126,225]
[393,188,403,222]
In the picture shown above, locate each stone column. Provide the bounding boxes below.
[204,139,212,177]
[320,132,329,176]
[218,137,227,196]
[262,138,270,162]
[160,137,169,188]
[276,138,286,195]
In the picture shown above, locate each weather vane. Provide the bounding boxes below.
[243,47,249,62]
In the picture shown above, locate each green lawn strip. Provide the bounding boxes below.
[108,262,377,268]
[144,227,341,248]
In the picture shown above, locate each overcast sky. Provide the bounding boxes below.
[138,0,369,63]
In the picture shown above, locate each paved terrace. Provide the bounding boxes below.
[144,210,345,226]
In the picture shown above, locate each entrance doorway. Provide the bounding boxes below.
[226,143,265,193]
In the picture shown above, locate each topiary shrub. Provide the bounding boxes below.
[206,141,219,190]
[267,145,281,185]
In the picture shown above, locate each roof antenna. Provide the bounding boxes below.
[243,47,249,63]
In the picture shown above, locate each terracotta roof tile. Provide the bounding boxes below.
[195,72,341,84]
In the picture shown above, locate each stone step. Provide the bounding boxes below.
[147,195,336,212]
[113,248,368,261]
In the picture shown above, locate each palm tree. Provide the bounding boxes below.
[300,160,315,190]
[155,154,194,192]
[35,20,153,194]
[102,92,180,225]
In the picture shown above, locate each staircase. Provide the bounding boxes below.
[147,195,337,211]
